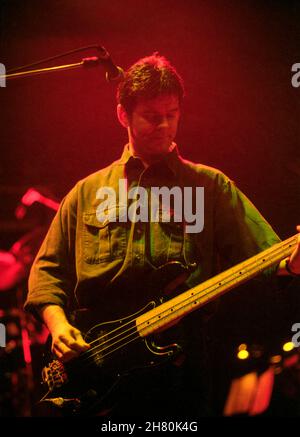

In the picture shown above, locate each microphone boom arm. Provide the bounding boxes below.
[0,57,103,81]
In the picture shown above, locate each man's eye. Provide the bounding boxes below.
[144,113,177,123]
[145,114,159,122]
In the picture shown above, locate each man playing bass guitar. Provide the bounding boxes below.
[25,53,300,417]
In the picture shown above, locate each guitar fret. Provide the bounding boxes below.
[136,235,298,337]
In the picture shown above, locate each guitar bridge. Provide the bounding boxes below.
[39,396,81,409]
[42,359,69,392]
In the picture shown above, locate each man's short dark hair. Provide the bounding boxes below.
[117,53,185,115]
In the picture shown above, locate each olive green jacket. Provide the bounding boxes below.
[24,144,280,318]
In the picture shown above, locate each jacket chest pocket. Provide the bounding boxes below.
[82,211,127,264]
[150,218,184,265]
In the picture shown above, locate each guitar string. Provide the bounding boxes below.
[84,303,155,347]
[83,234,297,351]
[78,236,297,365]
[75,236,297,368]
[81,234,296,353]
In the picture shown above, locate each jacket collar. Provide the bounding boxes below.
[117,142,181,176]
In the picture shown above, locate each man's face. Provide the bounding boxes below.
[125,94,180,159]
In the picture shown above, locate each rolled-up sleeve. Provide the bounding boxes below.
[214,173,281,278]
[24,185,78,318]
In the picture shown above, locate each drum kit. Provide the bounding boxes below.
[0,188,59,417]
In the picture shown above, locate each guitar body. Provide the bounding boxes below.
[40,261,190,415]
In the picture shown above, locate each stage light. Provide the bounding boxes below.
[269,355,282,364]
[282,342,294,352]
[238,343,247,351]
[237,349,249,360]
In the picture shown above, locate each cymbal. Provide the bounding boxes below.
[0,250,25,291]
[0,226,48,291]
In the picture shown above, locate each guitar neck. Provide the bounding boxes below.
[136,234,298,337]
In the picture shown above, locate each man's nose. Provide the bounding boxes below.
[157,116,169,129]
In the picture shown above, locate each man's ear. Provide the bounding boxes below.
[117,104,129,128]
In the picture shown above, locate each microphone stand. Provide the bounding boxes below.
[0,45,112,416]
[1,56,102,81]
[0,44,122,82]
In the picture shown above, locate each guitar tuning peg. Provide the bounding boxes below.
[188,262,197,271]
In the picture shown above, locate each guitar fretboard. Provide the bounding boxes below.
[136,234,298,337]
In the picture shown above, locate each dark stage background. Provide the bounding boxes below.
[0,0,300,417]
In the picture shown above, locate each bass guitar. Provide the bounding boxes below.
[40,234,298,415]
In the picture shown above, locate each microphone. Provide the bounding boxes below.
[15,188,42,218]
[15,188,60,219]
[96,46,124,82]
